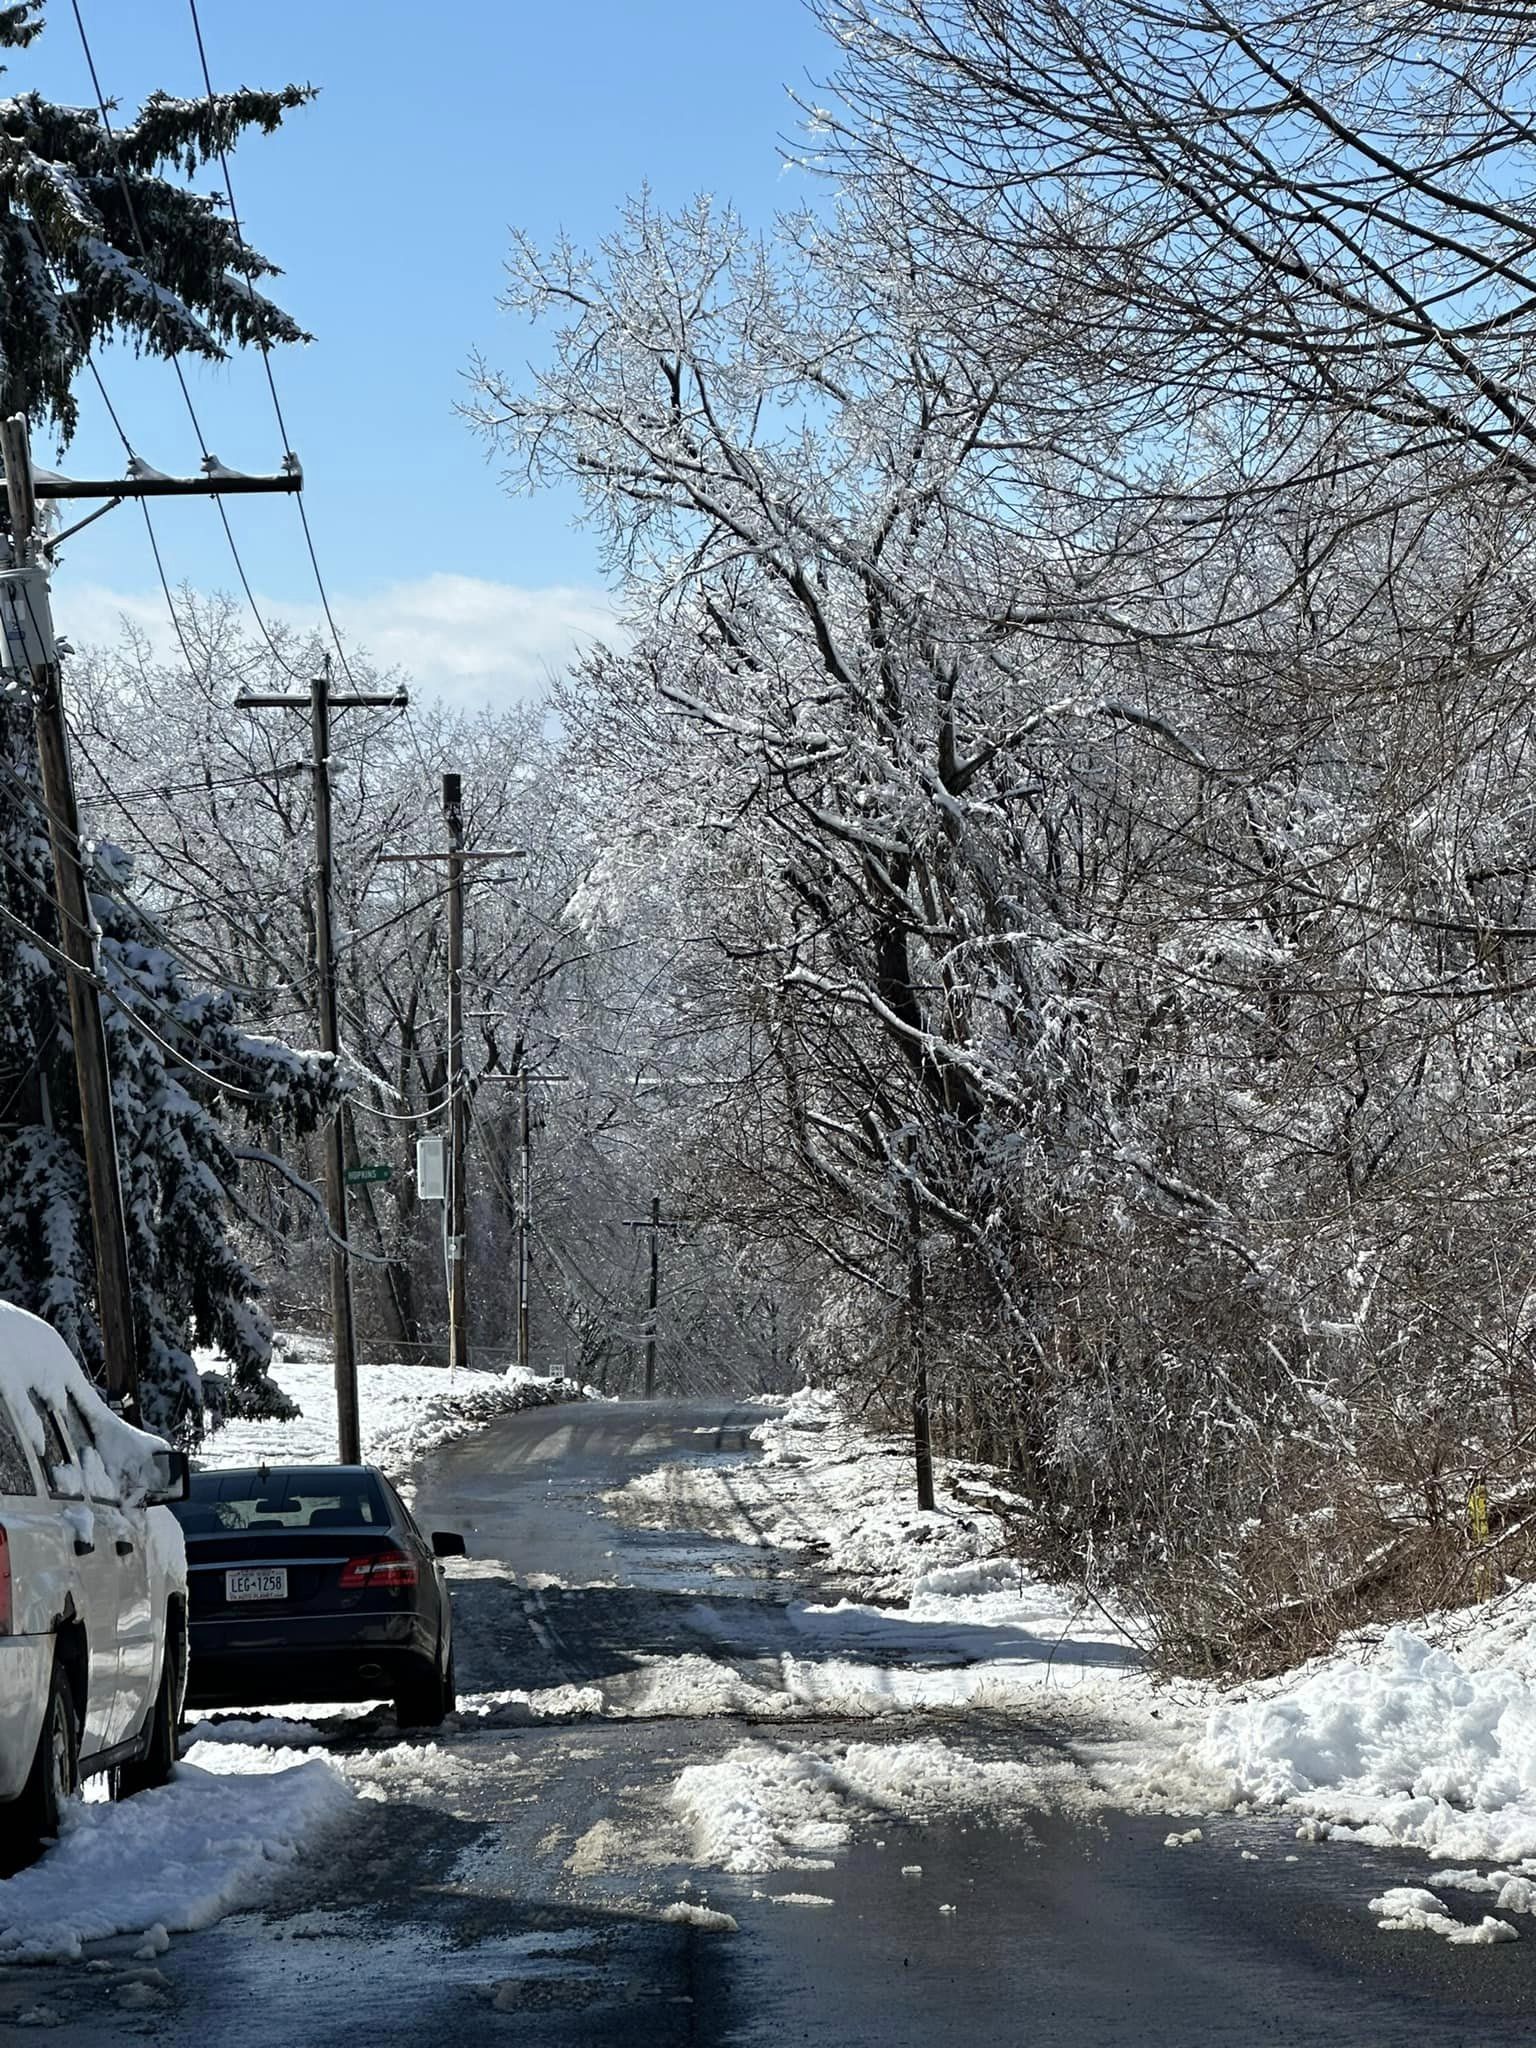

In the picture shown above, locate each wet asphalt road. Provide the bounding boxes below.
[7,1398,1536,2047]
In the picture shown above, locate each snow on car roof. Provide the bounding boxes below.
[0,1295,172,1498]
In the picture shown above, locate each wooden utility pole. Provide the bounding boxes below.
[906,1172,936,1512]
[517,1064,532,1378]
[443,774,468,1373]
[380,829,527,1376]
[645,1195,661,1398]
[0,420,302,1420]
[1,416,139,1417]
[237,659,407,1463]
[479,1059,572,1382]
[309,661,358,1460]
[622,1198,677,1398]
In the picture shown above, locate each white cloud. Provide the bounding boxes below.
[57,572,618,711]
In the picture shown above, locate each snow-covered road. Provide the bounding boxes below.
[7,1397,1536,2044]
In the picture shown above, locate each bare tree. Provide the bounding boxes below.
[467,120,1536,1664]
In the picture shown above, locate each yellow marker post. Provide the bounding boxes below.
[1469,1482,1494,1601]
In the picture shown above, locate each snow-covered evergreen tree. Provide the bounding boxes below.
[0,1,337,1433]
[0,1,311,438]
[0,730,340,1433]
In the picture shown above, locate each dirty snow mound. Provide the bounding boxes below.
[1369,1886,1517,1944]
[1185,1586,1536,1866]
[659,1900,737,1932]
[0,1749,354,1962]
[671,1736,1061,1874]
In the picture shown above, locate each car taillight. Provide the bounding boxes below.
[0,1525,10,1635]
[339,1549,417,1590]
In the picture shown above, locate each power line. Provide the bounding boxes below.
[26,741,465,1089]
[26,776,316,1003]
[29,222,306,713]
[0,883,270,1104]
[0,830,275,1103]
[1,657,451,1131]
[25,20,393,840]
[25,230,207,684]
[68,0,307,682]
[348,1083,463,1126]
[84,762,309,806]
[22,797,445,1105]
[0,1017,58,1128]
[185,0,359,688]
[0,691,299,1108]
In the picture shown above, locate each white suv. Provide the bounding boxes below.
[0,1300,190,1869]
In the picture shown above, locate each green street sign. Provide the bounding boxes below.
[344,1163,392,1187]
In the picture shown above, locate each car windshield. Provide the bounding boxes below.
[175,1467,390,1536]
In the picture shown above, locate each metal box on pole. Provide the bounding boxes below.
[0,567,56,672]
[416,1134,447,1201]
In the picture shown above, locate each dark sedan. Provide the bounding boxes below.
[169,1463,465,1727]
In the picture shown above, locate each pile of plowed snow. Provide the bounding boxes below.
[1186,1583,1536,1868]
[198,1344,579,1483]
[0,1744,354,1962]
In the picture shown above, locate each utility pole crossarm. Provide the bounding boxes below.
[24,461,303,500]
[235,692,407,711]
[374,848,527,864]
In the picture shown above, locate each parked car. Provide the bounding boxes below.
[169,1464,464,1728]
[0,1300,191,1869]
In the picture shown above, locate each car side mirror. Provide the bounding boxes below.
[431,1530,466,1559]
[143,1447,191,1506]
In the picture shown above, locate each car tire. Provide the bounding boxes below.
[395,1644,455,1730]
[117,1615,185,1798]
[3,1658,80,1872]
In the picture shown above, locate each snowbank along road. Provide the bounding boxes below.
[7,1397,1536,2044]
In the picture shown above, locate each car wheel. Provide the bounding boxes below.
[2,1659,80,1871]
[395,1645,454,1730]
[117,1615,185,1798]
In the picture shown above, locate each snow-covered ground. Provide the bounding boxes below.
[614,1387,1536,1943]
[18,1374,1536,1963]
[199,1340,576,1484]
[0,1730,474,1964]
[606,1385,1143,1709]
[0,1742,354,1963]
[612,1387,1023,1600]
[0,1341,577,1965]
[1187,1584,1536,1868]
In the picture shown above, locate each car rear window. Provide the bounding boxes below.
[0,1402,35,1496]
[175,1468,390,1537]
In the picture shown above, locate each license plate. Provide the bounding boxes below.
[226,1567,288,1603]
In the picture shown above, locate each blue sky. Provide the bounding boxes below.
[18,0,835,702]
